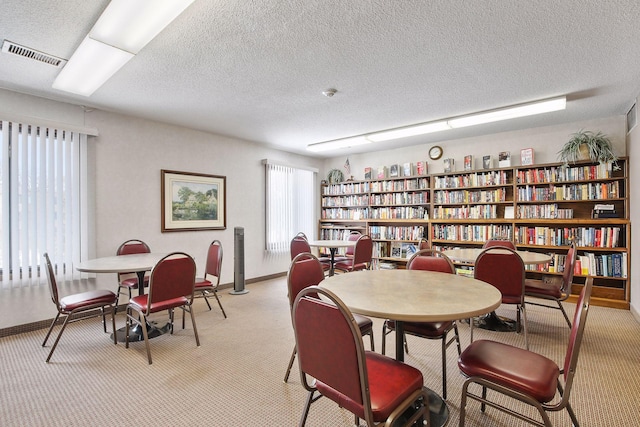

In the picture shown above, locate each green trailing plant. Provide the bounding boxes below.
[327,168,344,184]
[558,130,618,165]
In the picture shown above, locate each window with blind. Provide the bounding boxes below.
[0,120,88,288]
[264,161,316,254]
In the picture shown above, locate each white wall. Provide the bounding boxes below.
[627,101,640,320]
[0,89,323,327]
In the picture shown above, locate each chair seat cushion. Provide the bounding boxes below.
[334,260,368,272]
[317,350,423,422]
[524,279,562,299]
[354,313,373,334]
[129,295,189,314]
[120,276,149,289]
[458,339,560,403]
[60,290,117,312]
[194,278,213,289]
[386,319,453,338]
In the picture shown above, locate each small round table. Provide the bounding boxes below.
[321,269,502,427]
[307,239,357,276]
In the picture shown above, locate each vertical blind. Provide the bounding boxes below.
[0,120,87,288]
[265,161,315,254]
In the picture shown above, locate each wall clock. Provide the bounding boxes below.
[429,145,443,160]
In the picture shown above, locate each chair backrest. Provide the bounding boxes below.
[204,240,223,285]
[561,277,593,398]
[560,240,578,295]
[407,249,455,273]
[146,252,196,312]
[482,238,516,250]
[474,247,525,301]
[43,253,60,309]
[116,239,151,282]
[292,286,368,409]
[417,238,431,251]
[290,234,311,260]
[345,231,362,256]
[352,234,373,267]
[287,253,325,308]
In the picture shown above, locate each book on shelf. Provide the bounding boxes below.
[403,162,413,177]
[520,148,534,166]
[464,155,473,171]
[379,262,398,270]
[498,151,511,167]
[377,166,388,179]
[504,206,515,219]
[402,243,418,259]
[389,164,400,177]
[416,161,428,175]
[364,167,372,180]
[390,242,402,258]
[443,158,455,173]
[592,210,620,219]
[482,155,492,169]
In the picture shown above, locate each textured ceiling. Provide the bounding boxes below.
[1,1,640,157]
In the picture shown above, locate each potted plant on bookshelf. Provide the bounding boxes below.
[558,130,618,165]
[327,168,344,184]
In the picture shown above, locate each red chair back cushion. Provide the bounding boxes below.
[475,248,524,301]
[118,241,150,255]
[483,239,516,250]
[408,255,454,274]
[288,255,325,306]
[149,255,195,304]
[290,236,311,260]
[205,241,222,278]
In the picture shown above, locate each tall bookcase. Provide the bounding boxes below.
[318,158,630,308]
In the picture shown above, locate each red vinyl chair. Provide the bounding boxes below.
[458,277,593,427]
[115,239,151,312]
[473,246,529,349]
[290,233,330,272]
[292,285,429,427]
[126,252,199,364]
[483,238,516,250]
[42,253,117,363]
[417,237,431,251]
[381,249,461,399]
[525,240,577,328]
[192,239,227,318]
[283,253,374,383]
[331,230,362,263]
[334,234,373,273]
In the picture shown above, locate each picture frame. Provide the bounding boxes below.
[498,151,511,167]
[161,169,226,232]
[464,155,473,171]
[482,155,492,169]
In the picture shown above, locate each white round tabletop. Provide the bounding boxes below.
[307,240,357,248]
[320,269,502,322]
[75,253,168,273]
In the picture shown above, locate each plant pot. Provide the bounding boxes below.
[578,144,591,161]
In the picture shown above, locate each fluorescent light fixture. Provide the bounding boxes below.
[307,136,371,152]
[52,0,195,96]
[448,96,566,128]
[91,0,196,54]
[306,96,566,152]
[367,120,451,142]
[52,37,134,96]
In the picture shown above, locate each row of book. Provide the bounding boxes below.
[575,252,627,278]
[514,226,622,248]
[434,170,510,189]
[319,228,364,241]
[431,224,513,242]
[368,225,426,240]
[516,181,620,202]
[322,182,370,195]
[515,162,615,184]
[370,192,429,206]
[516,204,574,219]
[321,195,370,207]
[369,206,428,219]
[433,205,498,220]
[433,188,508,204]
[321,208,369,220]
[369,178,430,192]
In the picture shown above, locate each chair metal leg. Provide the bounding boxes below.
[284,346,297,383]
[138,311,152,364]
[111,305,117,345]
[212,290,227,318]
[521,305,529,350]
[42,313,61,347]
[187,304,200,347]
[459,380,470,427]
[368,330,375,352]
[45,315,72,363]
[299,390,317,427]
[558,301,572,328]
[101,306,107,333]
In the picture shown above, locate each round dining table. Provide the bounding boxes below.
[320,268,502,427]
[76,253,168,342]
[307,239,357,276]
[442,247,552,332]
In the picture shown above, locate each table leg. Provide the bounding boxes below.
[329,248,337,277]
[395,321,449,427]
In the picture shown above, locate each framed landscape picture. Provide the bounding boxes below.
[161,170,226,232]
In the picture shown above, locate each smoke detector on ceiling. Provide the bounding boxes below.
[1,40,66,67]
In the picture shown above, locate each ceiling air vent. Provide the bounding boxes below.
[1,40,66,67]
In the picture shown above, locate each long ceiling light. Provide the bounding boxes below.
[306,96,566,151]
[53,0,195,96]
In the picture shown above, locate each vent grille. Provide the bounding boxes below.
[627,103,637,133]
[1,40,66,67]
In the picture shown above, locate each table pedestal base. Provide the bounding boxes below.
[476,312,517,332]
[112,321,171,343]
[426,387,448,427]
